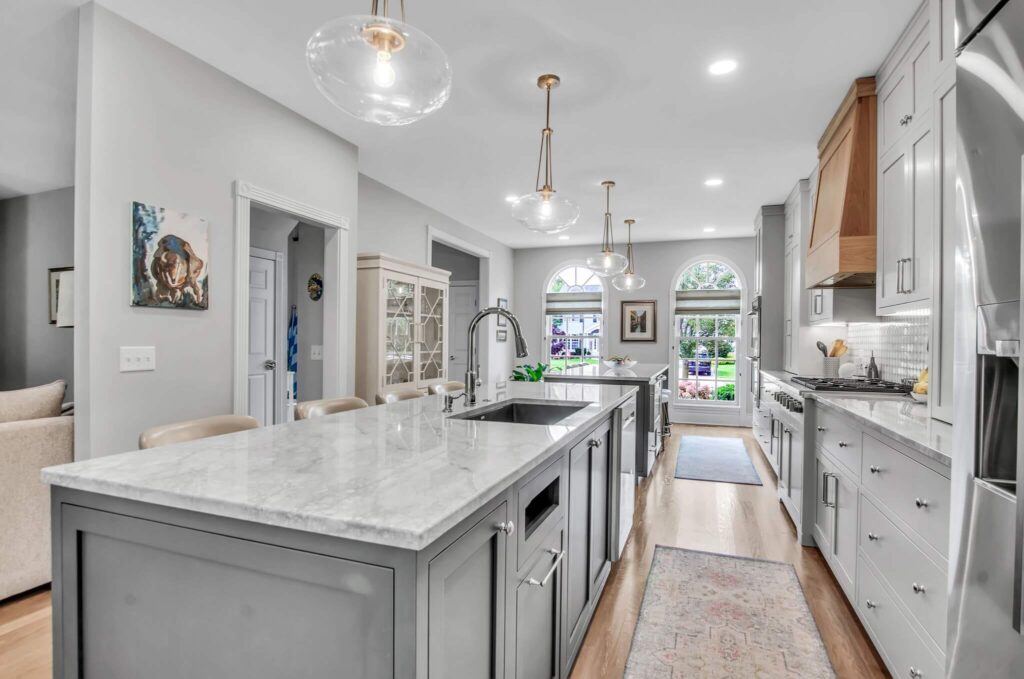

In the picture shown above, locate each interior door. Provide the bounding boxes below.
[248,254,277,426]
[448,283,478,384]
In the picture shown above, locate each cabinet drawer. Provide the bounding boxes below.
[814,408,862,477]
[860,495,947,648]
[858,556,944,679]
[516,456,565,569]
[861,434,950,554]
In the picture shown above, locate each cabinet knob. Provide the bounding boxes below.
[495,521,515,535]
[816,426,826,433]
[588,438,603,448]
[915,498,929,509]
[865,599,877,609]
[838,441,850,448]
[912,583,926,594]
[869,465,881,474]
[909,667,923,678]
[867,532,880,541]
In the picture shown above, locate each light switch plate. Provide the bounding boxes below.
[311,344,323,360]
[120,346,156,372]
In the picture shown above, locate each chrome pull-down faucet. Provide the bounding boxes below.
[465,307,529,405]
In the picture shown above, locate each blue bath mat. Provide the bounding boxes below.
[675,436,762,485]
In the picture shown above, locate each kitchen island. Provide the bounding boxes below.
[42,382,636,679]
[545,362,669,477]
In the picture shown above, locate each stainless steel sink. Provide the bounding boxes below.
[449,399,589,425]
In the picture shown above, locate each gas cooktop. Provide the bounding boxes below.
[790,377,911,394]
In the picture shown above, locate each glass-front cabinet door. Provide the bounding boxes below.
[382,273,418,390]
[418,282,447,386]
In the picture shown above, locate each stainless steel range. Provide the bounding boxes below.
[789,377,911,394]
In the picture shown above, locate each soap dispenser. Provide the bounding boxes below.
[866,352,880,380]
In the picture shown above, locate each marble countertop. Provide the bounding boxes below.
[808,393,953,466]
[760,370,810,390]
[546,362,670,383]
[42,383,636,551]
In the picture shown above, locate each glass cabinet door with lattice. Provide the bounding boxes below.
[382,273,418,390]
[417,282,447,387]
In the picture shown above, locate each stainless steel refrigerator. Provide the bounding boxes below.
[950,0,1024,674]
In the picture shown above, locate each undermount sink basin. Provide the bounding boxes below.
[449,399,589,425]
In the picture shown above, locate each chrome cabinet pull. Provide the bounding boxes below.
[912,583,926,594]
[899,113,914,127]
[821,470,830,506]
[915,498,929,509]
[495,521,515,535]
[903,258,913,294]
[909,667,923,678]
[865,599,877,609]
[526,548,565,587]
[588,438,603,448]
[816,426,826,433]
[867,532,879,541]
[869,465,880,474]
[897,258,904,294]
[838,441,850,448]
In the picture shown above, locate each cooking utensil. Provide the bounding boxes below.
[816,341,829,357]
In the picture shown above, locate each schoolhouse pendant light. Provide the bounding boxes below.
[511,74,581,233]
[612,219,646,291]
[306,0,452,126]
[586,181,629,277]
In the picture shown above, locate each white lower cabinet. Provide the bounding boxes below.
[810,401,950,678]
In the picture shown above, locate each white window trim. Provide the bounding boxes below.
[542,262,608,368]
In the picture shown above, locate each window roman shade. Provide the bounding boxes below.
[545,292,602,315]
[674,289,741,314]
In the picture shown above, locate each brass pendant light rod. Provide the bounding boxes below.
[534,74,561,198]
[601,180,617,254]
[369,0,407,21]
[623,218,637,273]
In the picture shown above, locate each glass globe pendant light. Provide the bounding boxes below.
[306,0,452,126]
[612,219,647,291]
[511,74,581,233]
[586,181,629,276]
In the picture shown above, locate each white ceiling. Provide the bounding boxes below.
[3,0,919,247]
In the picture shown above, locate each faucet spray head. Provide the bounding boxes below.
[514,334,529,358]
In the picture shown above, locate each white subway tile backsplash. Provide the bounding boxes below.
[845,315,930,383]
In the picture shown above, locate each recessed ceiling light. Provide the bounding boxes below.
[558,235,570,241]
[708,59,738,76]
[703,226,717,233]
[505,194,520,203]
[704,177,724,187]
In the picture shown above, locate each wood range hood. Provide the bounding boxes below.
[806,77,877,288]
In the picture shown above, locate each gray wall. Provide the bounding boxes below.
[74,5,358,457]
[431,242,479,282]
[358,175,516,382]
[288,224,325,401]
[249,206,296,255]
[0,187,75,399]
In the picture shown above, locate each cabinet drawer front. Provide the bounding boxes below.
[753,406,771,435]
[858,556,944,679]
[861,434,950,554]
[515,528,564,679]
[814,408,862,477]
[860,495,947,647]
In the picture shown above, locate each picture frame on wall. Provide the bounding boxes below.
[48,267,73,324]
[621,300,656,342]
[496,297,508,326]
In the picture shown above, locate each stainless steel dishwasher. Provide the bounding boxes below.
[611,398,637,558]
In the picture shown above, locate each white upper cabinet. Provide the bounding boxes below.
[878,25,932,158]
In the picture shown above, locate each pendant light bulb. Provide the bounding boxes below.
[612,218,645,290]
[512,75,581,233]
[373,50,396,88]
[586,182,629,277]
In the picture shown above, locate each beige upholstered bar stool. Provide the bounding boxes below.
[375,390,425,405]
[294,396,369,420]
[139,414,259,450]
[428,381,465,396]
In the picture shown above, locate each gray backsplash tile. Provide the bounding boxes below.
[845,315,930,383]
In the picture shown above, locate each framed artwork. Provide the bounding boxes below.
[621,300,657,342]
[496,297,508,326]
[496,329,508,342]
[131,201,209,310]
[48,267,73,324]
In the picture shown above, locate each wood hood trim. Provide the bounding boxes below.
[806,77,877,288]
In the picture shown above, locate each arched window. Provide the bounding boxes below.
[674,261,741,402]
[545,266,604,371]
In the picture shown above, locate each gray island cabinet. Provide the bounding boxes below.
[43,382,634,679]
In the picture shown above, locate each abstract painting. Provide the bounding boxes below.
[131,201,209,310]
[621,300,656,342]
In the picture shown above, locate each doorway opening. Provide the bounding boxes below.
[432,241,480,383]
[247,205,327,425]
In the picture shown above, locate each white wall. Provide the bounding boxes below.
[513,236,755,424]
[74,5,358,456]
[0,187,75,399]
[358,175,516,383]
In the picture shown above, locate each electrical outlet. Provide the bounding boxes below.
[120,346,156,372]
[311,344,323,361]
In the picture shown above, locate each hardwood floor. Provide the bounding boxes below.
[569,424,888,679]
[0,424,886,679]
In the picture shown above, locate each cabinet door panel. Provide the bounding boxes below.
[565,441,591,641]
[831,466,858,598]
[382,273,419,389]
[814,455,833,553]
[783,248,794,372]
[880,71,911,153]
[588,430,611,588]
[515,530,564,679]
[428,502,507,678]
[418,281,447,385]
[878,147,911,307]
[904,127,934,302]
